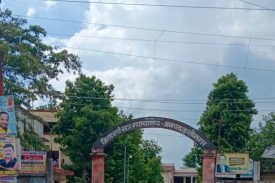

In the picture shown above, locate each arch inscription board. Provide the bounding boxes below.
[92,117,216,150]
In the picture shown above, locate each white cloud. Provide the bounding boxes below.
[45,1,56,8]
[36,0,275,169]
[26,8,36,16]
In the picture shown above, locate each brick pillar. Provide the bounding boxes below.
[202,149,216,183]
[91,149,105,183]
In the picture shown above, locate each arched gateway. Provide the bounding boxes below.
[91,117,216,183]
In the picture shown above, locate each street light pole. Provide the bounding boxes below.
[217,119,221,152]
[123,139,126,183]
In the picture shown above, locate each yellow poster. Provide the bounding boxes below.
[0,137,17,177]
[216,153,249,175]
[19,151,46,176]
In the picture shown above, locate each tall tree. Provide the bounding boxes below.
[52,74,118,182]
[198,72,257,152]
[0,9,81,106]
[183,72,257,182]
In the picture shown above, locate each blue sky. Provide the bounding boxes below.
[2,0,275,169]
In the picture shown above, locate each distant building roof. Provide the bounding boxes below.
[162,163,197,178]
[30,110,57,122]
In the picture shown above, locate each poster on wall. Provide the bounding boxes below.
[0,137,18,177]
[19,151,47,177]
[240,159,254,178]
[0,96,17,137]
[216,153,249,175]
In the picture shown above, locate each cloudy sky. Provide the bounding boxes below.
[2,0,275,169]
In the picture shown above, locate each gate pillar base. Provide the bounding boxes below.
[91,148,105,183]
[202,150,216,183]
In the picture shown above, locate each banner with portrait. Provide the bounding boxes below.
[0,137,18,177]
[19,151,47,177]
[216,153,249,175]
[0,96,17,136]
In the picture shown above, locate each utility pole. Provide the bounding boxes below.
[0,52,3,96]
[123,139,126,183]
[0,0,1,95]
[217,119,221,152]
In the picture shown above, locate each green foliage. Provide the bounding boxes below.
[246,112,275,161]
[17,124,48,151]
[182,144,202,168]
[52,74,118,182]
[183,72,257,182]
[140,139,164,183]
[52,74,164,183]
[198,72,257,153]
[0,9,81,107]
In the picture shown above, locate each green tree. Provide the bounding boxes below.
[52,74,164,183]
[183,72,257,182]
[17,124,49,151]
[52,74,119,182]
[140,139,164,183]
[0,9,81,107]
[182,144,201,168]
[246,112,275,161]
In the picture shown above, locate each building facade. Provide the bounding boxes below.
[15,107,74,183]
[162,164,197,183]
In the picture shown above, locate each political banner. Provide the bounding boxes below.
[240,159,254,178]
[216,153,249,175]
[19,151,47,177]
[0,96,17,136]
[0,137,18,177]
[0,177,17,183]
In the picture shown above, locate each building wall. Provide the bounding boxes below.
[162,172,169,183]
[16,106,44,138]
[161,172,173,183]
[53,173,67,183]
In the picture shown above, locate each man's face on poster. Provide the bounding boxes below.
[4,146,14,159]
[0,113,9,129]
[219,155,226,166]
[8,97,12,105]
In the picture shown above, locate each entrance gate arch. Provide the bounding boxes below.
[91,117,216,183]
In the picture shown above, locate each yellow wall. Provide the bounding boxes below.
[54,172,67,183]
[43,134,60,151]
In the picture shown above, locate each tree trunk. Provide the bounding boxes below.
[82,157,88,183]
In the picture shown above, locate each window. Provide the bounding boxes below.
[47,151,59,167]
[43,122,56,134]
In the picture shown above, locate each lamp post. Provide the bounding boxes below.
[127,154,132,183]
[124,139,126,183]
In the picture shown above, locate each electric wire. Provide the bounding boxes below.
[56,46,275,73]
[14,14,275,41]
[47,33,275,48]
[44,0,273,11]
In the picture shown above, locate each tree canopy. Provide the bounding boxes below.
[52,74,164,183]
[183,72,257,182]
[0,9,81,107]
[246,112,275,161]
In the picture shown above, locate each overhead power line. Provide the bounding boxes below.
[64,95,275,104]
[239,0,275,11]
[15,14,275,41]
[70,103,272,113]
[44,0,273,11]
[56,46,275,73]
[48,33,275,48]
